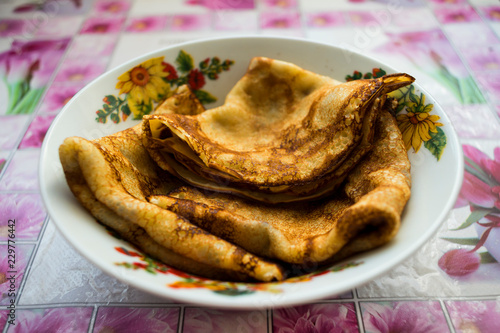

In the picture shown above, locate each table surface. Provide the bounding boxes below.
[1,0,500,332]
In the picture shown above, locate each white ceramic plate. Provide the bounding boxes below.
[39,36,463,309]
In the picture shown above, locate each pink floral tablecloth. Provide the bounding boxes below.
[1,0,500,332]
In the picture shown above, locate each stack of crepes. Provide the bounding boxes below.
[59,57,414,282]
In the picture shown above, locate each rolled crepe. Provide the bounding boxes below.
[59,92,285,282]
[142,57,414,203]
[148,109,411,264]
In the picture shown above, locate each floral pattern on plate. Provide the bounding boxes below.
[114,245,362,295]
[96,50,234,123]
[346,68,447,161]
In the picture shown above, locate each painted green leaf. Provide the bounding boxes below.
[345,71,362,81]
[176,50,194,73]
[373,68,386,78]
[131,101,153,120]
[194,89,217,104]
[451,207,493,231]
[389,86,412,114]
[480,252,498,264]
[424,127,446,161]
[210,56,221,66]
[110,112,120,124]
[422,103,433,113]
[105,95,117,106]
[440,237,479,246]
[96,110,107,123]
[214,289,255,296]
[409,92,420,105]
[121,103,131,116]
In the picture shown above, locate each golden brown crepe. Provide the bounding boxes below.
[148,109,411,264]
[142,57,414,203]
[60,57,413,282]
[59,95,285,282]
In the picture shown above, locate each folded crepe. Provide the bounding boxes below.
[60,57,413,282]
[59,93,285,282]
[142,57,414,203]
[148,108,411,264]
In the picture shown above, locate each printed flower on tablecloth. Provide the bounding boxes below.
[273,303,359,332]
[96,51,234,123]
[39,83,84,113]
[306,12,345,28]
[482,6,500,22]
[54,58,107,83]
[80,16,124,34]
[0,244,32,305]
[0,38,69,115]
[8,307,92,332]
[377,29,485,105]
[93,307,179,332]
[262,0,297,9]
[19,114,56,149]
[186,0,255,10]
[12,0,82,13]
[171,14,210,31]
[0,19,28,37]
[434,6,481,24]
[184,308,266,333]
[260,12,301,29]
[348,11,376,26]
[94,0,130,14]
[439,144,500,277]
[428,0,467,4]
[361,301,449,333]
[125,16,167,32]
[0,194,46,240]
[463,46,500,72]
[446,300,500,332]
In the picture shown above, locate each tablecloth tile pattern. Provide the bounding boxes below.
[1,0,500,332]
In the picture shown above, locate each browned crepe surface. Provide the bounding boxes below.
[60,57,412,282]
[149,109,411,264]
[142,57,413,202]
[59,92,285,282]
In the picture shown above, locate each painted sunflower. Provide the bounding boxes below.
[396,94,443,152]
[116,56,170,106]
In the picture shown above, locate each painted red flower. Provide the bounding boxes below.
[162,62,178,81]
[187,68,205,90]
